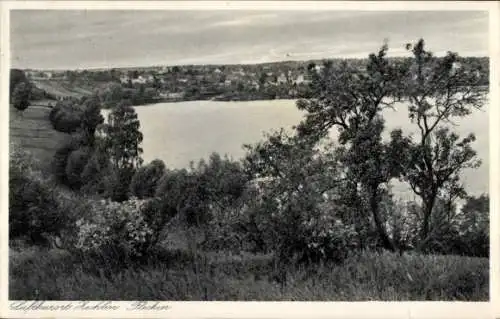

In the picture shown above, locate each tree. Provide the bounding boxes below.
[80,96,104,147]
[102,100,144,201]
[155,167,204,226]
[195,153,249,213]
[103,83,124,108]
[65,147,92,189]
[52,136,82,185]
[49,100,84,133]
[399,39,486,248]
[130,159,167,199]
[10,69,28,97]
[458,194,489,257]
[80,144,114,196]
[295,44,407,251]
[12,82,32,114]
[171,66,181,73]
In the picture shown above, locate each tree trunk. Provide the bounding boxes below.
[420,193,437,241]
[369,186,395,252]
[416,193,437,253]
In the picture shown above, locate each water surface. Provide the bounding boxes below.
[102,98,489,197]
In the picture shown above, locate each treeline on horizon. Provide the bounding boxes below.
[10,40,489,289]
[13,55,490,108]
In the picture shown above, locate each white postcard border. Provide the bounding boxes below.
[1,1,499,319]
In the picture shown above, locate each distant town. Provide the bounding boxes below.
[21,56,489,107]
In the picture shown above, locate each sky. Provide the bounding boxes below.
[10,10,489,70]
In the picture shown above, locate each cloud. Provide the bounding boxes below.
[10,10,489,69]
[208,13,280,27]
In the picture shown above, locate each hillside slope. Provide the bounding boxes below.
[10,105,70,170]
[31,79,95,99]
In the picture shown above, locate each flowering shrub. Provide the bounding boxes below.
[74,198,158,257]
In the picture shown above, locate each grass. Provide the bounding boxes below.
[9,105,70,171]
[9,243,489,301]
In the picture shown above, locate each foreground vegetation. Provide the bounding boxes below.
[9,39,490,300]
[10,244,488,301]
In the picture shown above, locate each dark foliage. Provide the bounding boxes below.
[49,100,84,133]
[130,159,167,199]
[9,152,71,246]
[12,81,32,112]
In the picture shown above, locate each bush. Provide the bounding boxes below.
[140,197,177,246]
[458,195,489,257]
[107,167,136,202]
[196,153,248,206]
[300,213,359,263]
[65,147,91,189]
[9,145,72,245]
[49,100,83,133]
[12,82,31,112]
[202,205,249,253]
[52,136,82,185]
[80,147,114,196]
[242,130,357,269]
[74,198,151,256]
[130,159,166,199]
[154,154,249,228]
[155,168,206,226]
[74,197,175,259]
[10,69,28,97]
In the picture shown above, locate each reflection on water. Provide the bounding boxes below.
[102,98,489,197]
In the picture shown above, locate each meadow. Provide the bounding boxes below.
[9,239,489,301]
[9,105,70,171]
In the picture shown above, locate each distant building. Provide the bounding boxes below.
[132,76,147,84]
[450,62,462,76]
[214,68,222,74]
[294,74,305,85]
[120,75,130,84]
[277,73,287,85]
[232,69,245,76]
[159,92,184,99]
[314,65,323,73]
[251,81,260,90]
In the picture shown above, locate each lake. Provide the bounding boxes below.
[102,98,489,197]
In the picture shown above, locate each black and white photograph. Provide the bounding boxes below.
[5,1,494,305]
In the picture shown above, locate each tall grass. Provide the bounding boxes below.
[9,246,488,301]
